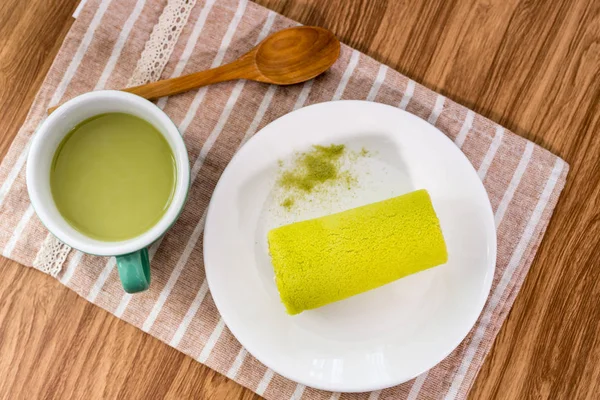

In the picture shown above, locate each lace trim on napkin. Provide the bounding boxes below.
[129,0,197,86]
[33,0,197,276]
[33,235,71,277]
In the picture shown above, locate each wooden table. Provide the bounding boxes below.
[1,0,598,398]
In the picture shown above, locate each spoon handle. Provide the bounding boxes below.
[47,52,262,114]
[124,52,261,101]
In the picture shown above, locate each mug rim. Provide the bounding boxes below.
[26,90,190,256]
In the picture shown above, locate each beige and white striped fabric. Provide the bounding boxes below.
[0,0,568,399]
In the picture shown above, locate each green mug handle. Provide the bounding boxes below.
[116,248,151,293]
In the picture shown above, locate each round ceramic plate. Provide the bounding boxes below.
[204,101,496,392]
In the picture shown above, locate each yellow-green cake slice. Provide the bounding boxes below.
[267,189,448,315]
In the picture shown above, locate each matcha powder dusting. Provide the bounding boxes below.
[276,144,368,210]
[279,144,345,191]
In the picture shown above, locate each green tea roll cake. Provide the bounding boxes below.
[267,189,448,315]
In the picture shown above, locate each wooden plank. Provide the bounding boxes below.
[0,0,598,398]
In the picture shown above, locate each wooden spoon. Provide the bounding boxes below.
[48,26,340,114]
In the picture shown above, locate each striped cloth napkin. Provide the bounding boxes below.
[0,0,568,399]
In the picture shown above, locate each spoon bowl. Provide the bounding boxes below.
[254,26,340,85]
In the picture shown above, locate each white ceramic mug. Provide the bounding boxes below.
[27,90,190,293]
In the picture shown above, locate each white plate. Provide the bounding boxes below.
[204,101,496,392]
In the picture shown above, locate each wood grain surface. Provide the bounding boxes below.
[0,0,598,399]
